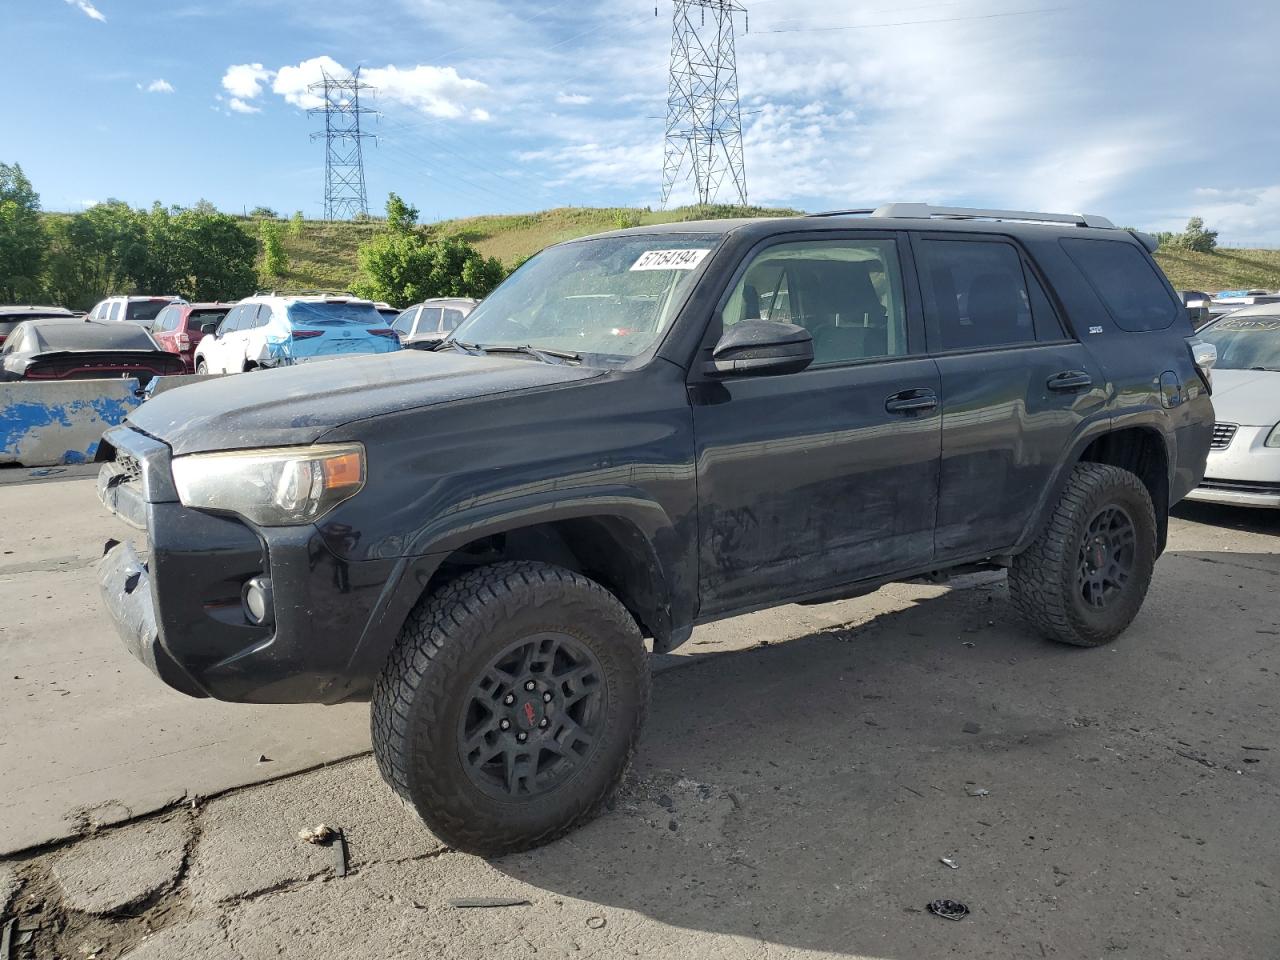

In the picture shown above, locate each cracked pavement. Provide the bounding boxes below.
[1,478,1278,959]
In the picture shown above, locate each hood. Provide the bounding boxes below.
[1208,368,1280,426]
[127,350,604,455]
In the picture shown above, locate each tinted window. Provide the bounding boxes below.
[722,238,909,365]
[125,300,169,324]
[917,239,1036,351]
[1061,238,1179,332]
[187,308,228,330]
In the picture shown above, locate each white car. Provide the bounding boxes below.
[87,295,185,326]
[193,294,402,374]
[1185,305,1280,508]
[391,298,479,349]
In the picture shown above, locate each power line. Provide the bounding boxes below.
[662,0,749,208]
[309,67,377,220]
[757,3,1070,34]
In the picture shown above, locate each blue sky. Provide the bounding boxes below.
[8,0,1280,243]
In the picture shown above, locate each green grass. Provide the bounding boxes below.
[243,209,1280,295]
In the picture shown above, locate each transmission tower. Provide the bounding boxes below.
[661,0,748,208]
[309,68,376,220]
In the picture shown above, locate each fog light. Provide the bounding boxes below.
[242,577,274,626]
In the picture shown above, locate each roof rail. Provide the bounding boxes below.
[806,208,876,218]
[869,203,1116,229]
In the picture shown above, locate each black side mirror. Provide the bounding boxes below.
[703,320,814,377]
[200,322,220,336]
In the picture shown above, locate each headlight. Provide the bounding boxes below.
[1267,424,1280,448]
[171,444,365,526]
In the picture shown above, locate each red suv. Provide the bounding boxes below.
[150,302,231,372]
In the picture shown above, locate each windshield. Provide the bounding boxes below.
[286,301,383,327]
[1199,315,1280,370]
[124,300,171,323]
[451,234,719,363]
[187,308,229,329]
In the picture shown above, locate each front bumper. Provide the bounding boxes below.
[1185,424,1280,509]
[95,426,403,704]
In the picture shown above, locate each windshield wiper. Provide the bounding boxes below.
[1248,366,1280,372]
[435,339,486,356]
[482,344,581,365]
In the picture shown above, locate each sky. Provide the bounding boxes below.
[6,0,1280,243]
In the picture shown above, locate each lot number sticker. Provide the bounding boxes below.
[631,249,711,271]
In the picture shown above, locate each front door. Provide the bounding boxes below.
[912,232,1109,559]
[690,234,943,616]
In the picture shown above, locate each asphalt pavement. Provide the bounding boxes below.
[0,475,1277,959]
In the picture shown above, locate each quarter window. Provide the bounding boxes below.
[917,239,1037,351]
[722,239,910,365]
[420,307,443,333]
[1060,238,1179,332]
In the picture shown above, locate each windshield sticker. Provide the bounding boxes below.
[1219,317,1280,331]
[630,249,711,272]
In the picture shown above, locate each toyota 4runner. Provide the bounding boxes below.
[96,205,1215,855]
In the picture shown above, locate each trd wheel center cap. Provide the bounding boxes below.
[1089,539,1108,570]
[516,697,544,730]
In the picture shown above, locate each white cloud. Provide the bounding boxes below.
[63,0,106,21]
[556,92,592,106]
[228,97,261,114]
[222,63,273,100]
[271,55,343,109]
[362,64,488,119]
[140,79,175,94]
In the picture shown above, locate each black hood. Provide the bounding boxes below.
[127,350,604,455]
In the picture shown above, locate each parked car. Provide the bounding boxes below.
[391,298,479,349]
[149,303,231,373]
[192,294,401,374]
[0,305,78,348]
[87,295,186,326]
[1185,305,1280,507]
[374,302,400,323]
[97,203,1212,855]
[1179,290,1213,329]
[1,318,186,386]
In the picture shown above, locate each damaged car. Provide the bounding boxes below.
[192,294,401,374]
[2,318,186,385]
[96,204,1213,856]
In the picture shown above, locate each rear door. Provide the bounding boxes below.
[690,232,942,615]
[913,232,1108,560]
[205,305,244,372]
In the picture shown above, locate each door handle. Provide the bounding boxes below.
[885,390,938,414]
[1047,371,1093,391]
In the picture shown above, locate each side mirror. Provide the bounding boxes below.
[200,322,220,336]
[703,320,814,377]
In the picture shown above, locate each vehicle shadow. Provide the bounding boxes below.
[489,558,1280,958]
[1172,499,1280,536]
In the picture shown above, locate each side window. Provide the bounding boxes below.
[420,307,443,333]
[393,308,417,335]
[720,238,910,365]
[442,308,467,332]
[221,306,244,332]
[252,304,272,329]
[1060,238,1179,332]
[917,239,1036,351]
[153,306,175,332]
[107,301,121,322]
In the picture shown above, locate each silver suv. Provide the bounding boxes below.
[391,298,478,349]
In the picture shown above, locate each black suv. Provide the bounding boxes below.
[96,205,1214,855]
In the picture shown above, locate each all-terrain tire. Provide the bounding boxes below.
[1009,463,1157,647]
[371,561,650,856]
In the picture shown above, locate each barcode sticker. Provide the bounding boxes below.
[630,249,711,271]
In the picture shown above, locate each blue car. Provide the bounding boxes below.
[194,294,402,373]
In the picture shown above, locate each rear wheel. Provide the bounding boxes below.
[195,359,208,375]
[372,561,650,856]
[1009,463,1157,647]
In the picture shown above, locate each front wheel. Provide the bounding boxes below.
[195,359,208,375]
[1009,463,1157,647]
[372,561,650,856]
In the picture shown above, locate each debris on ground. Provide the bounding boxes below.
[297,824,338,845]
[331,828,348,877]
[586,916,607,930]
[940,857,959,870]
[927,899,970,921]
[449,897,532,909]
[256,755,272,764]
[962,721,982,734]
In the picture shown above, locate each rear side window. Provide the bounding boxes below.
[125,300,168,324]
[442,308,468,331]
[917,239,1036,351]
[1060,238,1179,332]
[107,302,121,322]
[419,307,443,332]
[188,308,228,330]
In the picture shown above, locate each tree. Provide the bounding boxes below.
[44,200,145,309]
[171,205,257,300]
[1178,217,1218,254]
[354,231,505,306]
[0,162,49,302]
[289,210,305,238]
[258,217,289,284]
[249,206,279,219]
[385,192,419,233]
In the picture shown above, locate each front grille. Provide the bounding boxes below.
[1211,423,1238,450]
[117,450,143,482]
[1200,478,1280,495]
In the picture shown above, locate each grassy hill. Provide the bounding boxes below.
[252,206,1280,294]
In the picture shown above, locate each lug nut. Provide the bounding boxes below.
[539,718,549,729]
[542,692,553,703]
[524,680,536,691]
[503,693,516,705]
[516,732,528,743]
[499,719,511,731]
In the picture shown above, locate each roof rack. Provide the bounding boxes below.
[252,289,359,298]
[867,203,1116,229]
[807,208,876,218]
